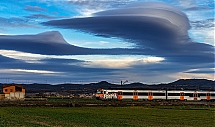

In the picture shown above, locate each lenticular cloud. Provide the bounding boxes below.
[43,2,213,64]
[43,2,191,50]
[94,2,190,32]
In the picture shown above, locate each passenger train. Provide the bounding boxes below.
[96,88,215,101]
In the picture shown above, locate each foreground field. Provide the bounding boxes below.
[0,106,214,127]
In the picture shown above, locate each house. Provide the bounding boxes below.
[2,85,25,100]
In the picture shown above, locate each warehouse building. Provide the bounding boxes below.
[1,85,25,100]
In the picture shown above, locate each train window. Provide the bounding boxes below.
[198,93,206,97]
[153,93,165,96]
[206,93,210,96]
[185,93,191,96]
[210,94,215,97]
[123,92,133,95]
[138,92,148,96]
[168,93,180,96]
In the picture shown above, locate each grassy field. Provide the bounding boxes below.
[47,97,101,103]
[0,106,214,127]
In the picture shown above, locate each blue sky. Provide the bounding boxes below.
[0,0,214,84]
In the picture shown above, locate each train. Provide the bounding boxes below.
[95,88,215,101]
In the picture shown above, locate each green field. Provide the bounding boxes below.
[47,97,101,103]
[0,106,214,127]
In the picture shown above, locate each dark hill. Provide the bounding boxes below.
[167,79,214,90]
[0,79,214,94]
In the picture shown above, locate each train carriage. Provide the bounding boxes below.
[96,88,215,101]
[96,89,167,101]
[198,91,215,101]
[167,90,215,101]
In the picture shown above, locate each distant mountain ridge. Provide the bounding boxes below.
[0,79,214,94]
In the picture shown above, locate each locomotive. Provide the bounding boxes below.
[95,88,215,101]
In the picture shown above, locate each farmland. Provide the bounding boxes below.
[0,106,214,127]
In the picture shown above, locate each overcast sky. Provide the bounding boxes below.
[0,0,214,84]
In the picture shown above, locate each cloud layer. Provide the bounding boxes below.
[43,2,214,64]
[44,2,191,49]
[0,31,99,55]
[0,1,214,84]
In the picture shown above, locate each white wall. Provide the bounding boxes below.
[4,92,25,100]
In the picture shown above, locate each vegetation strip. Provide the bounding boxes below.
[0,106,214,127]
